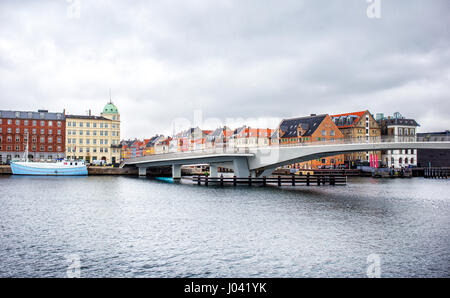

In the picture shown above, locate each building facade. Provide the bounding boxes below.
[0,109,66,163]
[274,114,345,169]
[330,110,381,166]
[376,112,420,168]
[65,102,121,164]
[416,131,450,167]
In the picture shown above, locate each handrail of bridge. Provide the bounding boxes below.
[121,135,450,163]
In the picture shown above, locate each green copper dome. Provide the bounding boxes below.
[102,102,119,114]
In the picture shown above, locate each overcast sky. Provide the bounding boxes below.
[1,0,449,139]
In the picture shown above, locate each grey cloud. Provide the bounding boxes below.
[0,0,449,138]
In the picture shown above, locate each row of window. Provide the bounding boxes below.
[398,128,415,136]
[67,139,118,145]
[386,149,417,155]
[0,145,62,152]
[67,130,119,136]
[0,119,62,127]
[0,128,62,135]
[0,136,62,144]
[67,147,110,153]
[67,122,119,129]
[387,157,415,164]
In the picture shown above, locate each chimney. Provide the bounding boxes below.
[89,109,91,116]
[63,108,66,116]
[310,114,316,116]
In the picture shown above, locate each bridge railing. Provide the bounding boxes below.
[122,135,450,162]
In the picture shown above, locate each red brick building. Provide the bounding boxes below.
[0,109,66,163]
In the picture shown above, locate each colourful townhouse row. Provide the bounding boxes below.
[120,110,420,169]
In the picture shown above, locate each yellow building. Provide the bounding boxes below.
[330,110,381,164]
[65,102,121,164]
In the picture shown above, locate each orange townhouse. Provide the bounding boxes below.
[274,114,345,169]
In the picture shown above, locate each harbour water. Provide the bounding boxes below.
[0,175,449,277]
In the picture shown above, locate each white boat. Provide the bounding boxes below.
[10,160,88,176]
[10,132,88,176]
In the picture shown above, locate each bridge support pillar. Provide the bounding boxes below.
[233,157,250,178]
[257,167,276,178]
[138,167,147,176]
[172,164,181,180]
[209,164,218,177]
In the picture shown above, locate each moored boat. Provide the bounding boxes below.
[10,131,88,176]
[10,160,88,176]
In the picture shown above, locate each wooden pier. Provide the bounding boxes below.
[423,168,449,179]
[192,174,347,187]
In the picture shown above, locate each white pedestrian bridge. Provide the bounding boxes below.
[120,137,450,178]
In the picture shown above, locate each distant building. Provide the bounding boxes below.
[230,126,273,148]
[0,109,66,163]
[273,114,345,169]
[376,112,420,168]
[65,102,121,164]
[417,131,450,167]
[331,110,381,166]
[205,126,233,149]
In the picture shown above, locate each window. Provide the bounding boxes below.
[68,122,71,127]
[15,128,20,134]
[24,120,28,125]
[86,139,90,144]
[48,121,53,127]
[40,112,44,119]
[15,145,20,151]
[7,128,11,133]
[86,131,90,136]
[93,123,97,128]
[57,130,61,135]
[32,128,36,134]
[80,130,83,135]
[79,139,83,144]
[79,122,83,127]
[57,121,62,127]
[40,129,45,134]
[40,120,45,126]
[15,136,20,142]
[48,129,52,134]
[7,119,12,125]
[57,137,61,143]
[33,120,37,126]
[48,146,53,152]
[86,122,90,128]
[15,112,20,117]
[68,139,71,144]
[93,131,97,136]
[48,137,53,143]
[40,136,45,143]
[79,147,83,152]
[15,119,20,125]
[330,130,335,136]
[105,124,108,128]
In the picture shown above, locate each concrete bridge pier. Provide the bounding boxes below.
[209,164,218,177]
[172,164,181,181]
[257,167,276,178]
[233,157,250,178]
[138,167,147,176]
